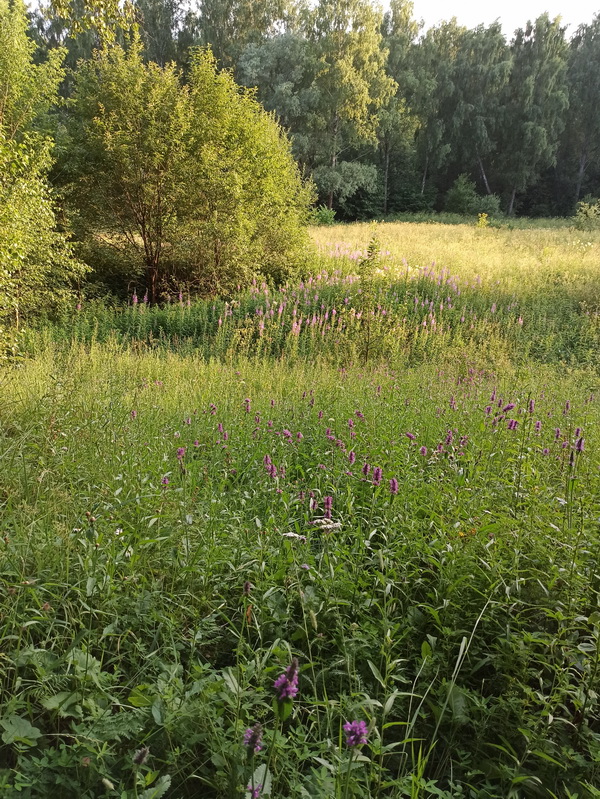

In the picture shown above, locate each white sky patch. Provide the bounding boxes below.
[411,0,599,37]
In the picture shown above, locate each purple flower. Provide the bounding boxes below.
[193,439,200,447]
[389,478,399,495]
[296,432,303,440]
[372,467,382,486]
[324,495,333,519]
[535,421,541,432]
[542,448,550,456]
[405,432,416,441]
[274,658,299,700]
[362,463,370,477]
[300,563,310,570]
[503,403,515,413]
[130,410,137,419]
[507,420,518,430]
[161,476,169,486]
[348,451,356,465]
[177,447,186,460]
[243,723,263,754]
[419,446,427,456]
[528,399,535,413]
[576,437,585,453]
[555,428,561,440]
[343,719,369,748]
[247,784,263,798]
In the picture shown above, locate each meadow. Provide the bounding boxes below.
[1,221,600,798]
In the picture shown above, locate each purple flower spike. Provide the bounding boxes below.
[247,784,263,799]
[243,723,263,754]
[502,403,515,413]
[177,446,186,460]
[274,658,299,701]
[405,432,416,441]
[343,719,369,748]
[419,446,427,456]
[372,467,382,486]
[389,478,399,495]
[576,437,585,453]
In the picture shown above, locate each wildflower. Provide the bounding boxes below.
[502,403,515,413]
[343,720,369,748]
[243,581,253,596]
[300,563,310,570]
[555,428,561,440]
[243,724,263,754]
[535,421,541,432]
[348,451,356,465]
[161,476,169,486]
[274,658,299,700]
[296,432,303,441]
[542,448,550,455]
[193,439,200,447]
[133,747,149,766]
[576,437,585,453]
[445,430,454,444]
[372,467,382,485]
[282,532,307,542]
[507,420,518,430]
[405,432,416,441]
[244,398,251,412]
[218,422,224,433]
[389,478,399,495]
[362,463,370,477]
[528,399,535,413]
[324,495,333,519]
[130,410,137,419]
[419,446,427,456]
[247,784,263,799]
[177,447,186,460]
[564,401,570,414]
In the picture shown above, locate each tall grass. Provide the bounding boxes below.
[1,221,600,797]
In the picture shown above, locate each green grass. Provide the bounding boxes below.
[2,222,600,798]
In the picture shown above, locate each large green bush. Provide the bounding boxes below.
[66,43,314,301]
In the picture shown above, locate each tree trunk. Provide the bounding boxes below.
[574,148,588,204]
[328,115,339,210]
[477,151,492,195]
[508,186,517,216]
[420,153,428,195]
[147,263,158,304]
[383,146,390,215]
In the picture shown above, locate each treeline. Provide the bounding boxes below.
[30,0,600,218]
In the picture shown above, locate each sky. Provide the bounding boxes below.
[411,0,599,37]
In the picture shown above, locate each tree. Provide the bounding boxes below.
[66,42,313,301]
[407,20,464,195]
[0,0,85,347]
[498,15,569,215]
[447,23,511,195]
[198,0,295,69]
[301,0,396,208]
[566,15,600,203]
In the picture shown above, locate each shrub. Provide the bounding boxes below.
[66,42,314,302]
[445,174,501,217]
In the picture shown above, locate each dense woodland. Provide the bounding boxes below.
[30,0,600,218]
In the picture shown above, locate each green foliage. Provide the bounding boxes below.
[66,43,313,301]
[0,0,86,355]
[444,174,501,216]
[573,198,600,230]
[310,205,337,225]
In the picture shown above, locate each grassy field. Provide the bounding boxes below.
[2,222,600,798]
